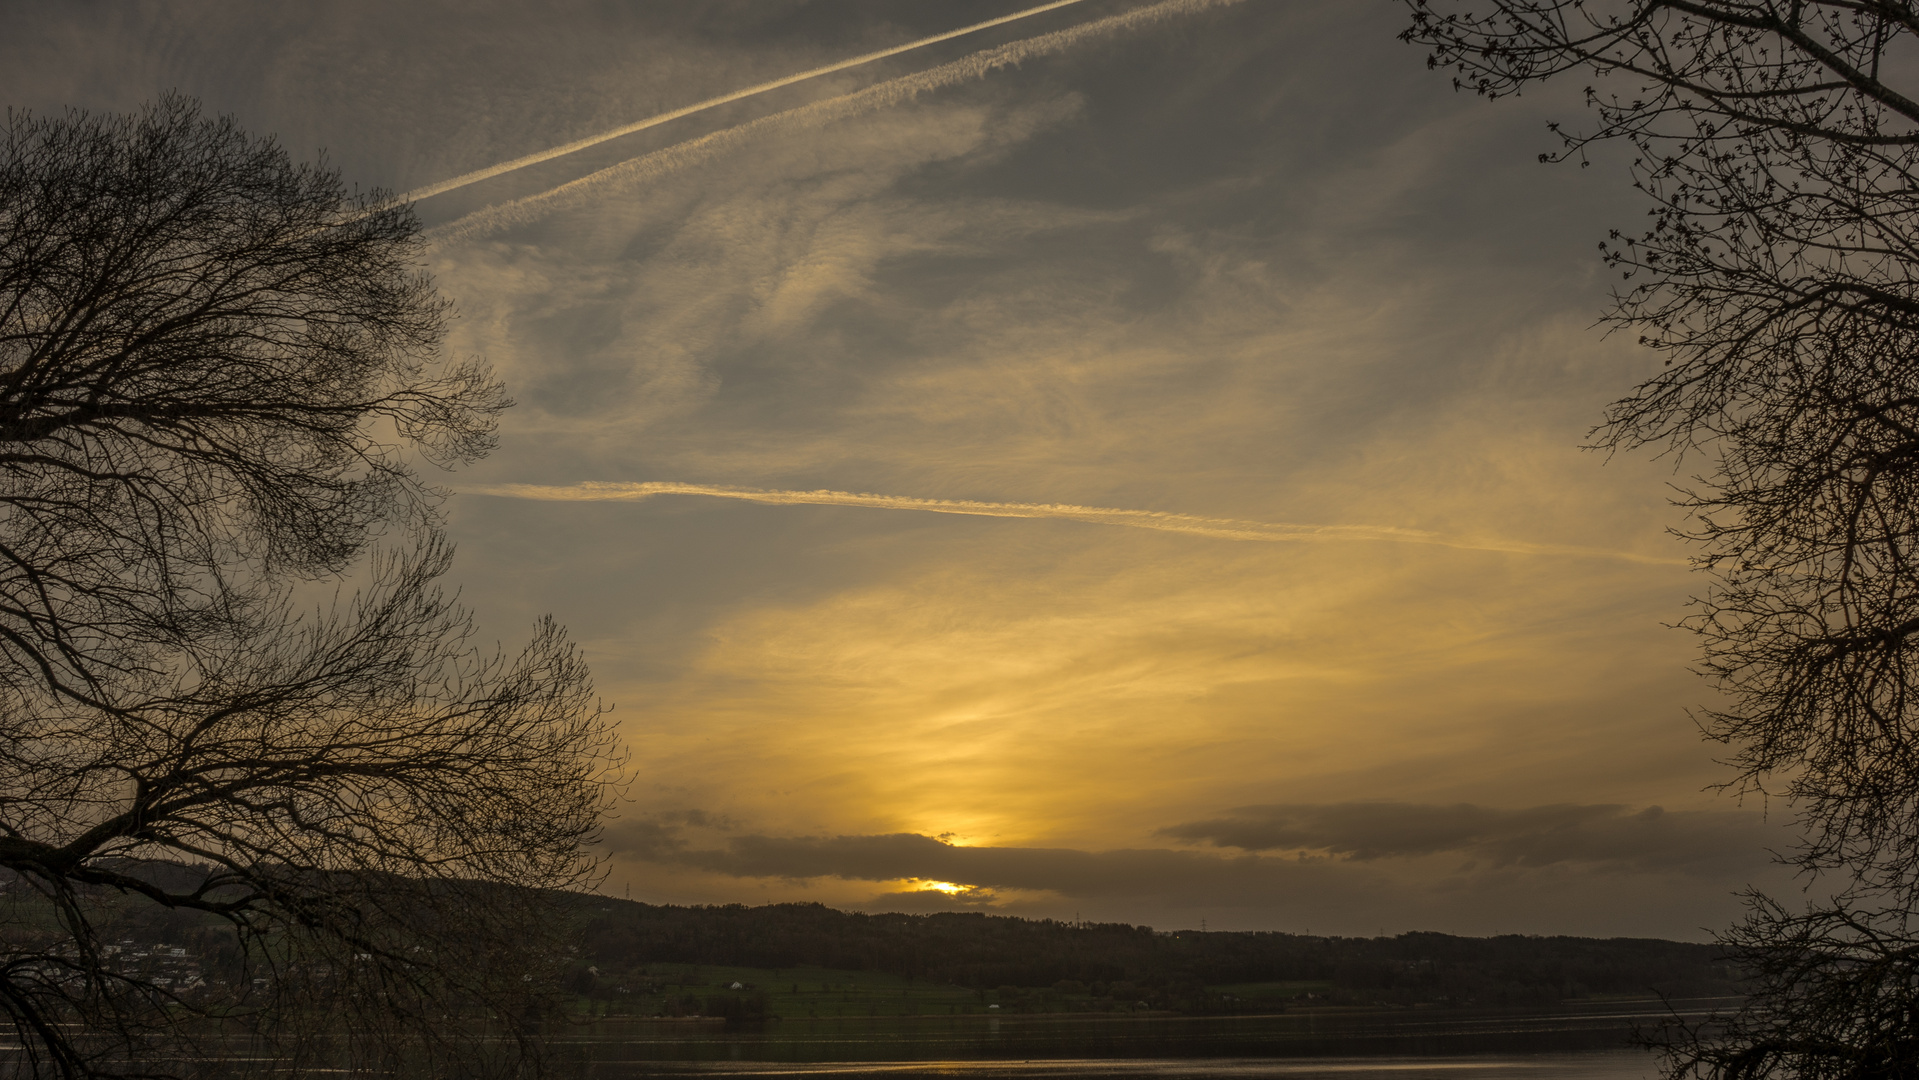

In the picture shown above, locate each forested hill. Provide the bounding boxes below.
[565,898,1743,1007]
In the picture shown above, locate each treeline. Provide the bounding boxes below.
[24,863,1741,1010]
[564,898,1744,1007]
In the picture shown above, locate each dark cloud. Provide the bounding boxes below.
[1157,802,1785,872]
[598,807,1800,939]
[601,818,1382,902]
[604,801,1788,910]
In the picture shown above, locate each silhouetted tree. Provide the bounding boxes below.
[1399,2,1919,1076]
[1657,892,1919,1079]
[0,97,614,1078]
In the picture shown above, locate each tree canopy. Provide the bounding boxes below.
[0,96,614,1078]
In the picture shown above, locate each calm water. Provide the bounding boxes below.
[552,997,1721,1079]
[579,1057,1656,1080]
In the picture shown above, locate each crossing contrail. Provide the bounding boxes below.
[465,481,1688,566]
[427,0,1246,245]
[401,0,1099,204]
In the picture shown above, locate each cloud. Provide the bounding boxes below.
[1158,802,1785,872]
[467,480,1685,564]
[426,0,1249,245]
[598,802,1797,937]
[609,800,1784,901]
[432,90,1098,446]
[402,0,1104,203]
[604,821,1385,903]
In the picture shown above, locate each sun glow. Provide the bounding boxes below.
[915,880,967,894]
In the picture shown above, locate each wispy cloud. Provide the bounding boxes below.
[400,0,1100,203]
[426,0,1248,245]
[465,480,1686,564]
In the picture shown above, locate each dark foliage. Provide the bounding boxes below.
[563,898,1745,1008]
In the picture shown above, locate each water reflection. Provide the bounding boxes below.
[588,1054,1655,1080]
[558,998,1705,1079]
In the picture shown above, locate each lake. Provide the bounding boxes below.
[549,996,1723,1079]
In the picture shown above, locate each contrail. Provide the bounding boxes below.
[401,0,1098,204]
[466,481,1688,566]
[428,0,1246,246]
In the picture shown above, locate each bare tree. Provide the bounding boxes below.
[0,92,500,701]
[1402,0,1919,877]
[0,98,615,1077]
[1656,892,1919,1078]
[1398,3,1919,1076]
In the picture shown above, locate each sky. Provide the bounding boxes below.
[0,0,1810,939]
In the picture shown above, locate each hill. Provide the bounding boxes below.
[6,864,1741,1018]
[560,898,1744,1014]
